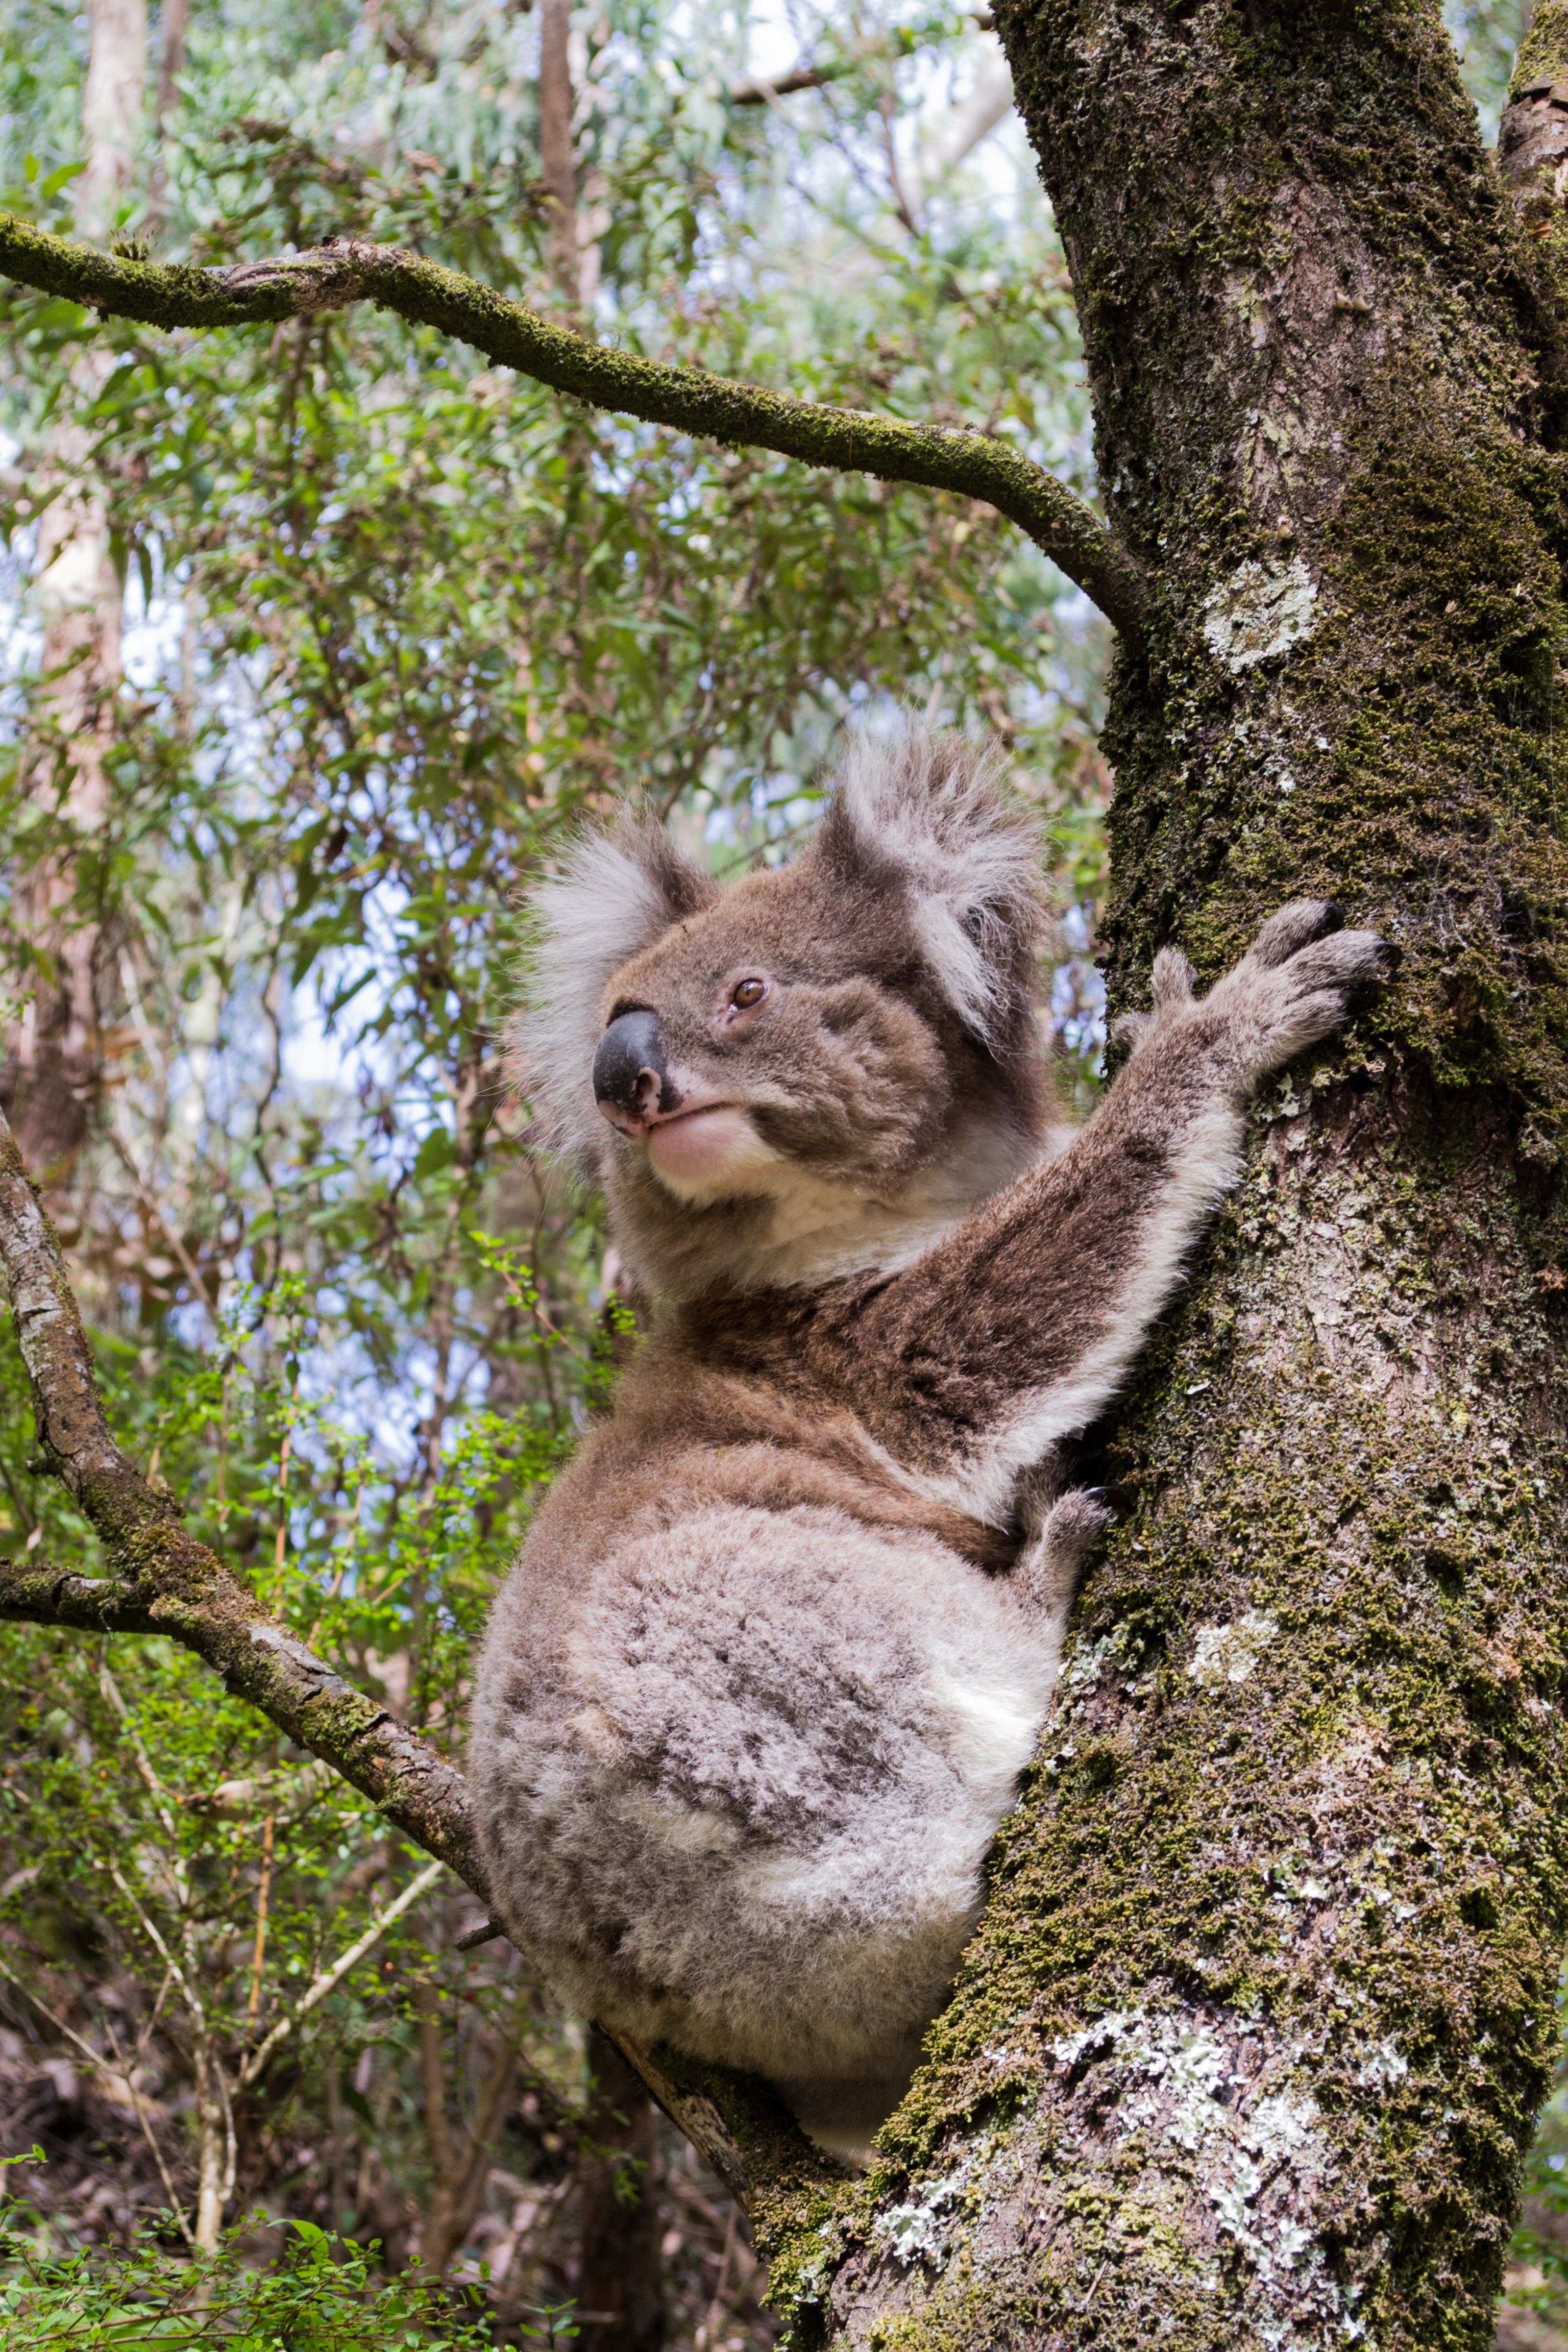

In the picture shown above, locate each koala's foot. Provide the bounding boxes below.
[1115,900,1393,1088]
[1014,1486,1112,1615]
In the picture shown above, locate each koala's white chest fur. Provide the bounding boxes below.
[475,1493,1081,2161]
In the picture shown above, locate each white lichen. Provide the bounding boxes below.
[1038,1999,1352,2341]
[872,2164,968,2269]
[1202,556,1319,672]
[1188,1609,1279,1687]
[1354,2039,1409,2088]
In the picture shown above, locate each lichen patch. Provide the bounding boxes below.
[1187,1608,1280,1687]
[1202,555,1320,672]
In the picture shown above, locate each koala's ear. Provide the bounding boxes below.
[817,729,1049,1047]
[509,817,718,1156]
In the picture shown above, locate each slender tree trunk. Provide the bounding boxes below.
[538,0,579,306]
[192,2041,233,2253]
[577,2031,665,2352]
[3,0,144,1191]
[155,0,186,129]
[750,7,1568,2347]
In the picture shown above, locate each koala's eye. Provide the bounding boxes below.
[730,977,767,1010]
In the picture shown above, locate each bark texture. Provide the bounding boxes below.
[733,7,1568,2347]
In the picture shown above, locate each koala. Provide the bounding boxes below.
[471,728,1387,2162]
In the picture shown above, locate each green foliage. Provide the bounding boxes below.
[1503,1966,1568,2330]
[0,2214,497,2346]
[1443,0,1533,140]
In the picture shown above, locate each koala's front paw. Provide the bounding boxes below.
[1116,901,1392,1087]
[1209,899,1393,1083]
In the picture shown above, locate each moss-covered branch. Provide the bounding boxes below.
[0,212,1149,647]
[0,1105,490,1883]
[0,1104,815,2207]
[1500,4,1568,372]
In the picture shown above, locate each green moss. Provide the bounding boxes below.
[0,213,1148,645]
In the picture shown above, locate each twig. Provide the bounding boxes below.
[0,215,1148,644]
[244,1812,275,2035]
[239,1855,446,2085]
[102,1114,214,1324]
[729,9,996,103]
[100,1660,183,1847]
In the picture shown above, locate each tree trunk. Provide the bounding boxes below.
[3,0,144,1192]
[748,6,1568,2347]
[538,0,580,306]
[576,2030,666,2352]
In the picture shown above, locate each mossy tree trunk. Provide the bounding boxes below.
[736,5,1568,2347]
[5,5,1568,2345]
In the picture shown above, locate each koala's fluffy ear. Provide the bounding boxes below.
[509,817,718,1157]
[818,729,1049,1049]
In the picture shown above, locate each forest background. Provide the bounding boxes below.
[0,1,1551,2347]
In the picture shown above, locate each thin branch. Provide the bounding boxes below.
[729,9,996,103]
[0,214,1149,644]
[239,1855,446,2086]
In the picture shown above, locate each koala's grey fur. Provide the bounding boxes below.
[471,729,1387,2161]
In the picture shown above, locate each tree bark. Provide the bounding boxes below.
[538,0,579,304]
[3,0,145,1192]
[736,7,1568,2346]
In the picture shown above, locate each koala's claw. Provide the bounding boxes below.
[1149,946,1197,1011]
[1241,898,1344,971]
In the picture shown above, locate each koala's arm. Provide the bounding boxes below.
[848,903,1389,1514]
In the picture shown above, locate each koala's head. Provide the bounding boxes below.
[512,730,1059,1298]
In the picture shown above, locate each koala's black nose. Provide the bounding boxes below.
[593,1010,675,1122]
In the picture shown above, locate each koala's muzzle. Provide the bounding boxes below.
[594,1009,678,1126]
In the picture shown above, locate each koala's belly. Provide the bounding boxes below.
[472,1499,1058,2082]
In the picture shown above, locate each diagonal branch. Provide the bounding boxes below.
[0,1105,822,2213]
[0,213,1149,646]
[1496,11,1568,385]
[729,8,996,103]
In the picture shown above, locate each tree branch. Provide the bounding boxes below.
[0,213,1148,646]
[0,1105,822,2213]
[729,9,995,103]
[1496,8,1568,392]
